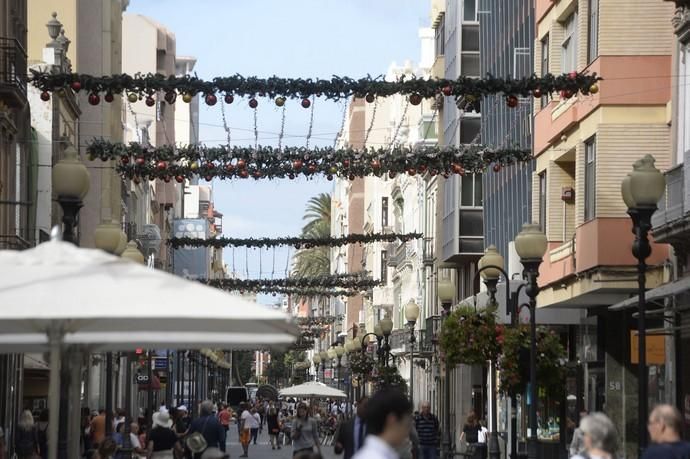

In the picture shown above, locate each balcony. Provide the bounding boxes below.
[651,162,690,247]
[0,37,28,108]
[389,320,439,357]
[386,240,415,268]
[422,237,435,266]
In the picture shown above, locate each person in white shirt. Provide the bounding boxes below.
[352,389,413,459]
[129,423,148,459]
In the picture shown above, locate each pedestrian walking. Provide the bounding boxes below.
[148,410,179,459]
[569,410,589,457]
[93,438,117,459]
[292,403,322,458]
[460,411,481,459]
[642,404,690,459]
[90,409,107,450]
[415,402,439,459]
[15,410,39,459]
[569,412,618,459]
[36,409,48,459]
[129,423,148,459]
[476,419,488,459]
[352,390,413,459]
[334,396,368,459]
[249,408,261,445]
[267,405,282,450]
[239,405,253,457]
[217,404,231,436]
[187,401,226,459]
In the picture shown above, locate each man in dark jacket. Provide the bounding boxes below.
[415,402,439,459]
[334,397,368,459]
[188,401,226,459]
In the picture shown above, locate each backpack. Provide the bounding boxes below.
[16,426,37,456]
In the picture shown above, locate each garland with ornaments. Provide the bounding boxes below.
[223,285,364,297]
[439,304,503,366]
[348,349,376,377]
[86,140,531,180]
[295,316,341,326]
[31,70,600,108]
[169,232,422,249]
[206,273,380,290]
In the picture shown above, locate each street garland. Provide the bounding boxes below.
[295,316,341,326]
[31,71,600,104]
[439,304,503,366]
[498,326,566,398]
[206,273,380,290]
[86,140,532,179]
[169,232,422,249]
[348,350,376,377]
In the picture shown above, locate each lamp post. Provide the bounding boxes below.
[328,347,337,387]
[313,355,321,381]
[404,300,420,404]
[374,323,384,363]
[514,223,548,459]
[320,351,329,382]
[621,154,666,455]
[335,344,345,390]
[379,316,394,366]
[476,245,509,459]
[438,278,454,459]
[52,145,90,244]
[52,145,90,459]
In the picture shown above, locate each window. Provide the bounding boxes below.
[539,172,547,232]
[561,12,578,74]
[460,117,481,144]
[380,250,388,283]
[435,14,445,57]
[381,197,389,228]
[585,137,596,221]
[541,35,550,108]
[461,25,480,77]
[461,174,483,207]
[588,0,599,62]
[463,0,478,22]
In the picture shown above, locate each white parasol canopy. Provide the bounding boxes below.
[0,239,299,459]
[279,381,347,399]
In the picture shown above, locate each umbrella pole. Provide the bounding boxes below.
[47,330,62,459]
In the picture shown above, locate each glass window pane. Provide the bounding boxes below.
[462,176,473,207]
[461,54,480,77]
[459,209,483,236]
[462,26,480,52]
[474,173,483,206]
[460,117,481,144]
[464,0,477,21]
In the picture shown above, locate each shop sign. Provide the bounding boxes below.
[630,331,665,365]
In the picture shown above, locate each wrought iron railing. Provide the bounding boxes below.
[0,37,27,95]
[652,164,684,229]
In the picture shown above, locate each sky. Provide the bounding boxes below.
[127,0,429,304]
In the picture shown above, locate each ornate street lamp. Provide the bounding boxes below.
[52,145,90,244]
[404,299,420,404]
[437,278,455,459]
[335,344,345,389]
[379,315,394,367]
[514,223,548,459]
[621,154,665,455]
[312,355,322,381]
[319,350,329,381]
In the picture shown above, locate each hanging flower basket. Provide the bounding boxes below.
[498,326,566,398]
[439,304,502,366]
[373,364,408,394]
[348,351,376,378]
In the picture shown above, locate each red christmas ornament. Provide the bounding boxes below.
[163,175,171,183]
[40,91,50,101]
[493,164,502,173]
[560,89,573,99]
[409,94,422,106]
[175,175,185,183]
[104,92,115,103]
[418,164,427,174]
[301,98,311,108]
[532,88,543,99]
[70,81,82,92]
[248,98,258,109]
[88,93,100,105]
[348,174,356,181]
[156,160,167,170]
[205,161,215,169]
[224,94,234,104]
[145,96,155,107]
[253,170,262,178]
[365,94,375,104]
[292,159,303,170]
[389,171,396,179]
[225,163,235,173]
[237,159,246,169]
[407,168,416,176]
[120,155,129,164]
[343,159,350,168]
[371,160,381,170]
[568,71,578,80]
[308,164,317,174]
[204,175,213,182]
[239,169,249,179]
[451,163,465,175]
[506,95,519,108]
[205,93,217,106]
[135,157,146,166]
[132,176,141,184]
[441,86,452,97]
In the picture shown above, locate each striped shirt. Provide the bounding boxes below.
[415,413,439,446]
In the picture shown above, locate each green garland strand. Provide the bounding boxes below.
[220,285,363,297]
[207,274,380,290]
[169,233,422,249]
[86,140,531,179]
[30,71,600,102]
[295,316,341,326]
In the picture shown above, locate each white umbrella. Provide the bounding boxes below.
[0,239,299,459]
[279,381,347,399]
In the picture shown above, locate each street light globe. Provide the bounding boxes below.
[336,344,345,357]
[313,355,321,365]
[622,154,666,208]
[478,245,504,280]
[319,351,329,361]
[515,223,548,261]
[328,347,337,360]
[354,333,364,350]
[380,316,394,336]
[53,145,90,199]
[374,323,383,338]
[121,241,145,264]
[115,230,127,256]
[344,339,353,353]
[94,222,123,255]
[404,299,420,324]
[437,279,454,303]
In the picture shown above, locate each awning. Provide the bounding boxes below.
[609,276,690,312]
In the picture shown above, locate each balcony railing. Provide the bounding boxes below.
[0,37,27,106]
[652,164,685,230]
[423,237,434,265]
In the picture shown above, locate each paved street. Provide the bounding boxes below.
[224,427,338,459]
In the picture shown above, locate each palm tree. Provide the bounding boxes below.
[292,193,331,277]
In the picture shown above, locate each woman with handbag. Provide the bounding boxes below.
[292,403,321,458]
[148,411,179,459]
